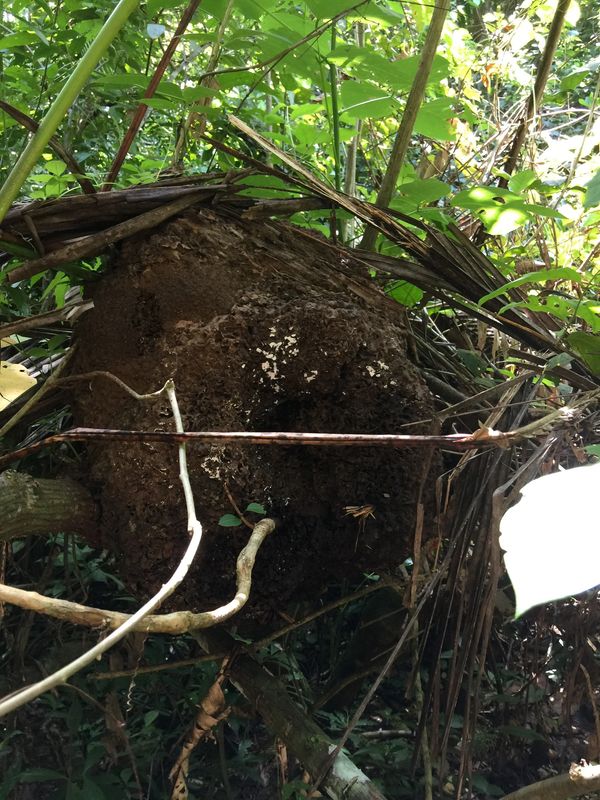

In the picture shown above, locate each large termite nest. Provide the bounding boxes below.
[70,207,436,616]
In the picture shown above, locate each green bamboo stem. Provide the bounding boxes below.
[0,0,140,223]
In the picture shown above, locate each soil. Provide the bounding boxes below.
[69,206,436,617]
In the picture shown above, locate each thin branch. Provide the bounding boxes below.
[4,190,213,283]
[0,518,275,633]
[0,379,201,718]
[0,100,95,195]
[92,579,396,680]
[102,0,204,190]
[500,0,572,182]
[0,298,92,339]
[499,762,600,800]
[1,397,593,471]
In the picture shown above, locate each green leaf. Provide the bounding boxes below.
[566,331,600,375]
[339,80,394,120]
[451,186,562,234]
[413,98,456,141]
[584,169,600,209]
[478,267,582,306]
[398,178,451,204]
[304,0,357,18]
[0,32,41,49]
[82,779,108,800]
[218,514,242,527]
[508,169,537,194]
[387,280,423,307]
[246,502,266,515]
[45,160,67,176]
[499,462,600,616]
[348,1,405,26]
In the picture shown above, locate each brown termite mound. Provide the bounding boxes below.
[70,207,436,617]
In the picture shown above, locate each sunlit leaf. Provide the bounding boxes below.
[414,98,457,140]
[584,169,600,209]
[0,361,36,410]
[339,80,395,119]
[146,23,165,39]
[508,169,537,193]
[398,178,451,204]
[499,462,600,616]
[304,0,358,18]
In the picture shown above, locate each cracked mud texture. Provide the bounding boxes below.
[70,207,436,618]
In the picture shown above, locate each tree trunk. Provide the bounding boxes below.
[195,627,390,800]
[0,470,98,542]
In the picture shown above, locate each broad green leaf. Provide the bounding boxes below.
[451,186,558,234]
[0,32,41,49]
[452,185,519,209]
[348,1,405,26]
[499,296,600,332]
[413,98,456,140]
[82,778,108,800]
[16,768,67,782]
[304,0,358,18]
[584,169,600,209]
[339,80,394,119]
[398,178,451,204]
[146,0,186,16]
[328,46,447,92]
[477,201,530,235]
[141,98,181,112]
[387,280,423,307]
[499,462,600,616]
[508,169,537,194]
[236,0,280,19]
[45,160,67,176]
[560,69,588,92]
[181,85,218,102]
[290,102,326,120]
[566,331,600,375]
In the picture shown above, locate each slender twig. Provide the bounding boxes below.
[92,579,395,680]
[0,517,275,633]
[0,379,203,717]
[0,100,95,195]
[102,0,204,190]
[0,399,591,471]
